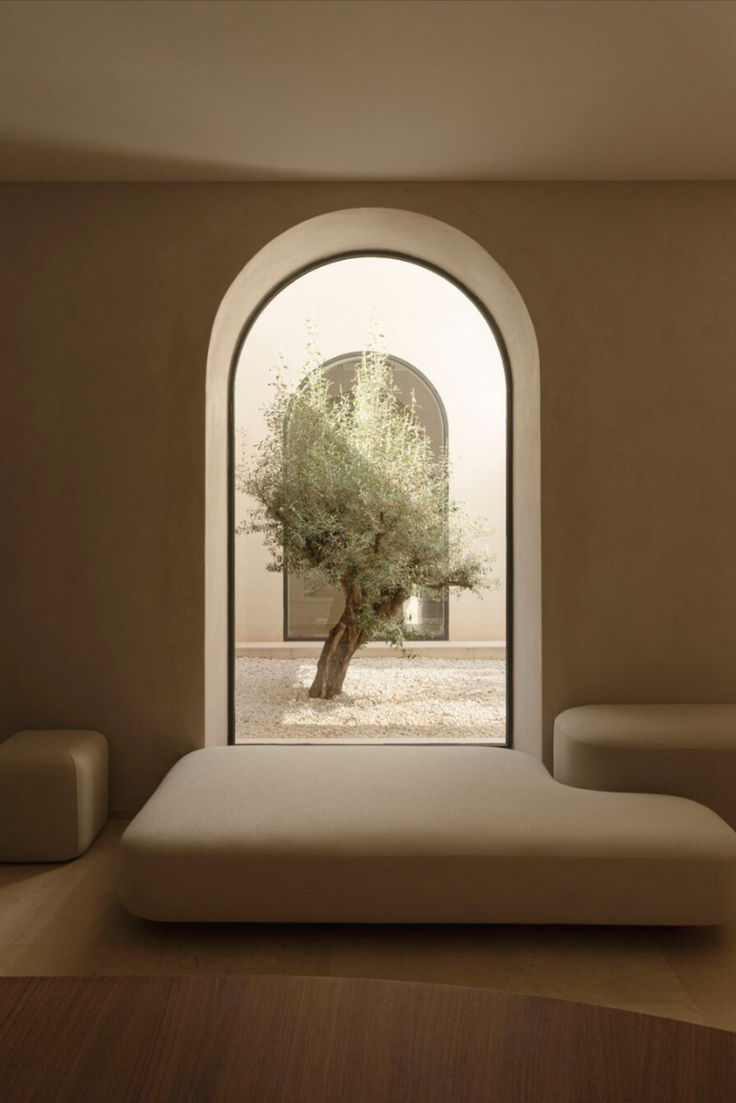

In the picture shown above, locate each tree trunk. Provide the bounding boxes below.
[309,618,367,699]
[308,585,407,700]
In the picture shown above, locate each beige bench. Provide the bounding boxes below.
[119,745,736,925]
[554,705,736,829]
[0,730,108,862]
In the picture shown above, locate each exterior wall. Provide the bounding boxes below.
[2,183,736,809]
[233,257,507,645]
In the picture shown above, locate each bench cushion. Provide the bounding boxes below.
[119,746,736,925]
[554,705,736,829]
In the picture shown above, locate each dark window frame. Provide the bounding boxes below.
[227,251,514,748]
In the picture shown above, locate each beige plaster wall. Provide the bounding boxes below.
[2,183,735,810]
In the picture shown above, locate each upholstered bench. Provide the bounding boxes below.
[0,730,108,862]
[554,705,736,829]
[119,745,736,925]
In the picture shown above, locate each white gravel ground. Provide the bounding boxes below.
[235,657,506,743]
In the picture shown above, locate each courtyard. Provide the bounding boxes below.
[234,656,507,743]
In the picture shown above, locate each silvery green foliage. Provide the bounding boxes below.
[236,334,494,646]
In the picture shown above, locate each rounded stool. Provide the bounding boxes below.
[0,730,108,861]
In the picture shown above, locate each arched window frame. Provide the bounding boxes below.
[206,210,541,761]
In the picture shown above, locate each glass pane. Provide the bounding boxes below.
[287,575,345,639]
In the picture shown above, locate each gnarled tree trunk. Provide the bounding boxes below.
[308,585,407,700]
[308,618,367,699]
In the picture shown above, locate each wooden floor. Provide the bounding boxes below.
[2,821,736,1033]
[6,976,736,1103]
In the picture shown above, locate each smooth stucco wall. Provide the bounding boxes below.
[2,183,735,810]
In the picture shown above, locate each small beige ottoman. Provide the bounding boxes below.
[0,730,108,861]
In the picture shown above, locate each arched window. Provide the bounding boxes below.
[206,210,540,760]
[231,252,509,742]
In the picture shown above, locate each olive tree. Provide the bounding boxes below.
[237,338,493,699]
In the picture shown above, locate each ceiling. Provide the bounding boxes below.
[1,0,735,182]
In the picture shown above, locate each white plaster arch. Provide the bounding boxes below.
[205,208,541,758]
